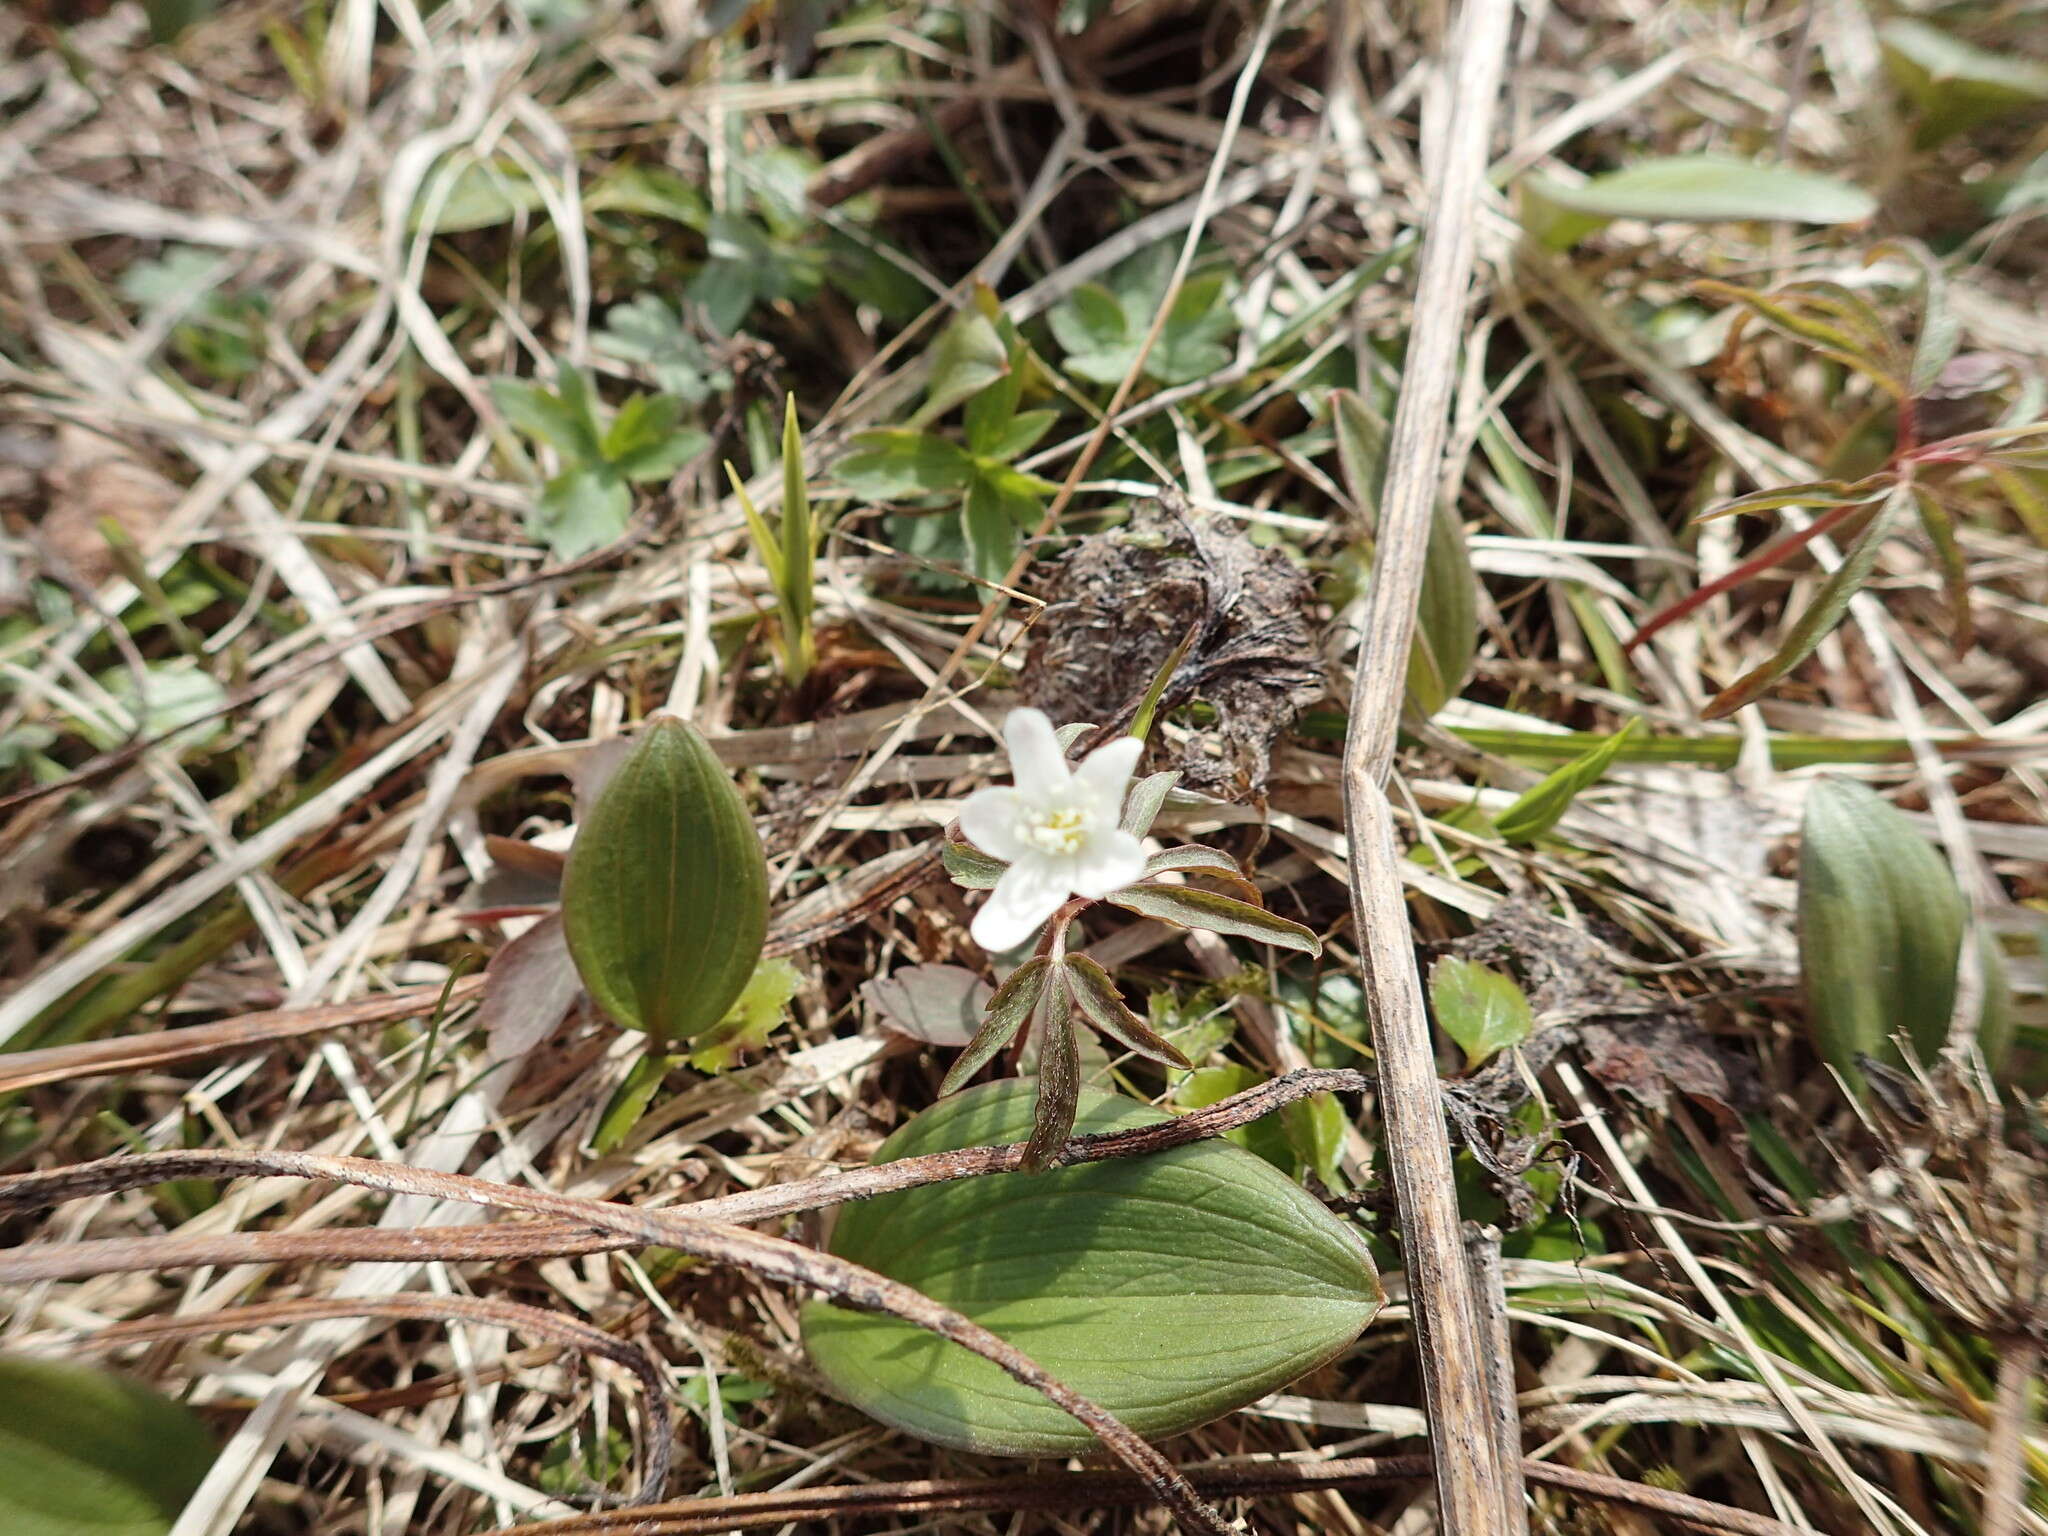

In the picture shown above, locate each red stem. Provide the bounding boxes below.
[1624,499,1865,656]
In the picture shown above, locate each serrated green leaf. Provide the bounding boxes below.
[1882,19,2048,147]
[916,308,1011,428]
[1108,885,1321,955]
[836,430,976,499]
[533,466,630,558]
[601,391,684,462]
[688,955,802,1072]
[1045,283,1132,384]
[1798,779,1965,1082]
[977,408,1060,463]
[803,1078,1380,1454]
[593,296,730,403]
[962,471,1018,581]
[1062,954,1192,1070]
[611,425,708,483]
[561,716,768,1047]
[0,1355,216,1536]
[1518,157,1876,248]
[1149,272,1236,384]
[492,378,600,462]
[1493,717,1640,842]
[1428,956,1536,1071]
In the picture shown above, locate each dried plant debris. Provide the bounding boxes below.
[1019,494,1323,798]
[1448,902,1761,1129]
[1830,1055,2045,1344]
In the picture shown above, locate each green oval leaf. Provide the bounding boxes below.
[803,1079,1380,1454]
[1519,157,1876,248]
[1798,779,1965,1081]
[0,1356,216,1536]
[1428,956,1536,1072]
[561,716,768,1046]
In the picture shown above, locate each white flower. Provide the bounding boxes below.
[959,708,1147,953]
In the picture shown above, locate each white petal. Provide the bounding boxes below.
[958,786,1033,862]
[1068,828,1145,899]
[972,857,1069,952]
[1072,735,1143,820]
[1003,708,1070,793]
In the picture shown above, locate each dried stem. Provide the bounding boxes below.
[1336,0,1518,1530]
[1983,1334,2039,1536]
[0,1068,1368,1282]
[476,1453,1805,1536]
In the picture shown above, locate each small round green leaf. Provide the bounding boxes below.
[1798,778,1965,1079]
[802,1079,1381,1455]
[0,1355,216,1536]
[561,716,769,1047]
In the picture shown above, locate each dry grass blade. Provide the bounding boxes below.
[1337,0,1520,1529]
[74,1294,677,1505]
[477,1455,1805,1536]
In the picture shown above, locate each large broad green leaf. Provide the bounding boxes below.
[803,1079,1380,1455]
[1519,157,1876,248]
[1798,779,1965,1081]
[1882,20,2048,147]
[561,716,769,1046]
[0,1356,216,1536]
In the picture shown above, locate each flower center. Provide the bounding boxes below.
[1021,805,1090,856]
